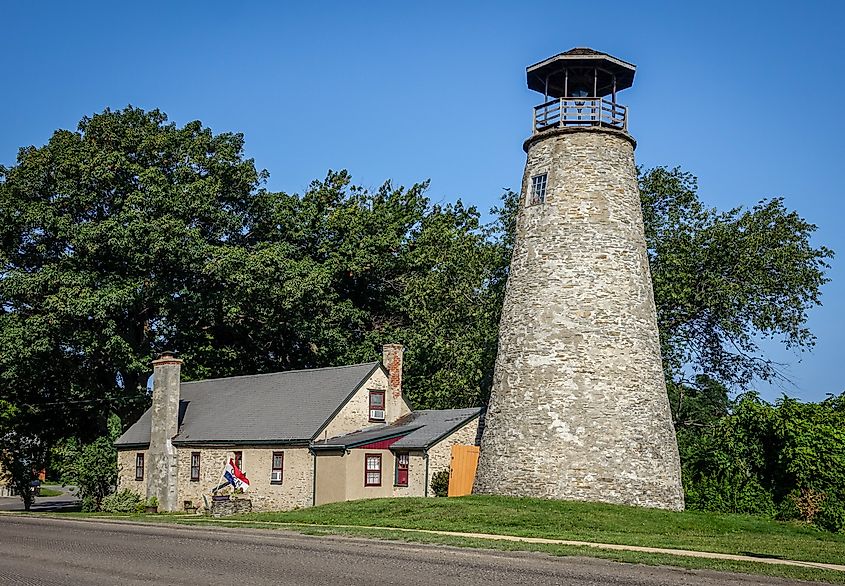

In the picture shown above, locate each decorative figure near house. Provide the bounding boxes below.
[473,48,685,510]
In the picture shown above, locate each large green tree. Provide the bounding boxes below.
[637,168,837,528]
[0,106,264,437]
[640,167,833,412]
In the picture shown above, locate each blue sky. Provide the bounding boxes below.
[2,1,842,402]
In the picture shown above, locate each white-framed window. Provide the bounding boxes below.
[530,173,547,205]
[365,453,382,486]
[271,451,284,484]
[369,390,385,422]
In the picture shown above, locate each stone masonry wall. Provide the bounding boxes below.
[426,419,480,495]
[177,447,314,512]
[117,449,147,497]
[393,451,427,498]
[0,461,13,496]
[473,128,684,510]
[319,369,411,441]
[118,427,479,509]
[211,497,253,517]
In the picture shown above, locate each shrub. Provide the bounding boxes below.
[785,488,827,523]
[815,499,845,533]
[80,495,97,513]
[684,474,776,517]
[430,469,449,497]
[679,392,845,532]
[100,489,143,513]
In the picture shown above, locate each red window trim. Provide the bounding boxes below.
[271,451,284,485]
[135,453,144,481]
[190,452,201,482]
[364,453,382,487]
[233,451,243,470]
[394,452,409,487]
[369,390,385,422]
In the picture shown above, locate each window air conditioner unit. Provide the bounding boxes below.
[370,409,385,420]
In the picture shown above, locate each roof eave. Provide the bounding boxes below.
[115,442,150,450]
[172,439,311,448]
[312,426,422,450]
[394,410,482,451]
[527,52,636,75]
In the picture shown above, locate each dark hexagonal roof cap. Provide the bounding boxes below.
[527,48,636,98]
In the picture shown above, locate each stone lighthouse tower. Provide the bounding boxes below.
[474,48,684,510]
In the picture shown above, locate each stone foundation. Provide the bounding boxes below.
[211,498,253,517]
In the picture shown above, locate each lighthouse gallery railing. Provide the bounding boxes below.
[533,98,628,133]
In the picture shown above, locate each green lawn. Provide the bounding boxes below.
[237,523,845,584]
[47,495,845,583]
[37,487,63,497]
[238,495,845,566]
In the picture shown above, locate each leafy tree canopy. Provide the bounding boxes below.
[641,167,833,394]
[54,414,121,511]
[0,106,264,436]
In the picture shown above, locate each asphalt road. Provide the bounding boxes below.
[0,486,80,512]
[0,516,808,585]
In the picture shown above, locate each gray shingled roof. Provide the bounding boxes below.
[526,48,636,98]
[115,362,380,447]
[562,47,605,56]
[311,423,422,450]
[312,408,481,451]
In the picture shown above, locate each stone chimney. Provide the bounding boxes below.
[148,351,182,512]
[382,344,404,403]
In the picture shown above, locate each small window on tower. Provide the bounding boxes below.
[530,173,547,205]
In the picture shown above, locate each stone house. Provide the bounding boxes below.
[115,345,480,512]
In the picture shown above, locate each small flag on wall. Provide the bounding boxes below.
[223,458,250,492]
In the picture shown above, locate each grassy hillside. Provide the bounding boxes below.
[240,495,845,566]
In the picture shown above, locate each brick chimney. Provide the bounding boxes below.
[382,344,404,403]
[148,351,182,512]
